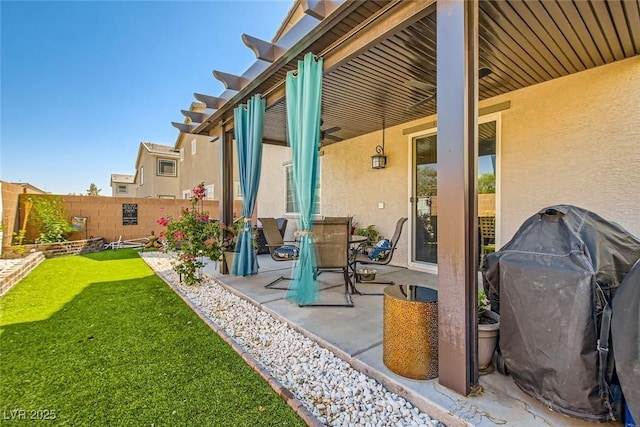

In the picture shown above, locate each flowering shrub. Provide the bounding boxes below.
[157,183,223,285]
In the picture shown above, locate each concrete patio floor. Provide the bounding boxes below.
[202,254,619,427]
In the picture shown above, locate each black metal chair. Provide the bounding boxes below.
[299,219,354,307]
[258,217,297,289]
[352,217,408,293]
[256,218,287,254]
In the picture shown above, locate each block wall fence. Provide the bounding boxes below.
[1,185,245,255]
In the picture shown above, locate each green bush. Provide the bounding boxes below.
[354,224,379,243]
[28,196,74,243]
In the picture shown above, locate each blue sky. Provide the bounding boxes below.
[1,0,293,195]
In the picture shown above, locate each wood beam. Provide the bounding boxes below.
[180,110,208,123]
[436,0,479,396]
[194,93,224,110]
[213,70,249,91]
[242,34,283,63]
[301,0,334,20]
[171,122,196,134]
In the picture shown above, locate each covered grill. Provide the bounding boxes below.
[483,205,640,422]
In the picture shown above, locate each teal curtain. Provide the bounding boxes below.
[232,94,265,276]
[285,53,323,304]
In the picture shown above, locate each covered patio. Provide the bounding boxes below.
[173,0,639,413]
[196,253,618,426]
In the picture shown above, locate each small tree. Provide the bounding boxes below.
[86,183,101,196]
[28,196,73,243]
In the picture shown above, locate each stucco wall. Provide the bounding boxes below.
[256,144,290,219]
[177,132,218,198]
[496,56,640,242]
[322,127,410,264]
[317,56,640,267]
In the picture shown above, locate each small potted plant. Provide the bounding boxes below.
[354,224,379,244]
[220,219,258,272]
[478,290,500,373]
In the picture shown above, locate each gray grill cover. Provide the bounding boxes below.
[483,205,640,422]
[612,259,640,423]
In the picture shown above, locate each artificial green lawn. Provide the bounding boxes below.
[0,249,305,426]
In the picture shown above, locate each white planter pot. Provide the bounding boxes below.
[478,311,500,372]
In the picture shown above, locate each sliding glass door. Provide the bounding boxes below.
[411,119,497,266]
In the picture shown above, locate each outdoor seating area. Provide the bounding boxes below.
[196,252,618,426]
[258,216,404,305]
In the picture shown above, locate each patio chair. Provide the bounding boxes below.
[352,217,408,292]
[258,217,299,290]
[256,218,287,254]
[299,219,354,307]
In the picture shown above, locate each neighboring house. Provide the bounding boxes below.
[133,142,180,199]
[10,182,48,194]
[170,0,640,394]
[173,102,237,201]
[109,174,135,197]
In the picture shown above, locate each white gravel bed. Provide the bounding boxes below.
[141,252,444,427]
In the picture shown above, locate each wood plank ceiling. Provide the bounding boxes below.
[257,0,640,146]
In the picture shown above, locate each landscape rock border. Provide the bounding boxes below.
[141,252,444,427]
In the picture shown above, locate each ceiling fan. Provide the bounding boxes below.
[319,119,343,144]
[406,67,493,110]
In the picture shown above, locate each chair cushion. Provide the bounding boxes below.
[369,239,391,261]
[273,245,299,260]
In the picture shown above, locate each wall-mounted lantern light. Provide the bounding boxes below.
[371,122,387,169]
[372,146,386,169]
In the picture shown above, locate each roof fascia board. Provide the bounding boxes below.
[134,143,145,169]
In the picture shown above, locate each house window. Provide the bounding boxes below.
[158,195,175,199]
[116,184,127,194]
[234,181,243,200]
[157,159,177,177]
[140,166,144,186]
[191,138,197,155]
[285,162,321,215]
[205,184,215,200]
[180,148,184,161]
